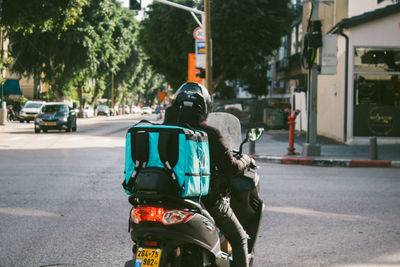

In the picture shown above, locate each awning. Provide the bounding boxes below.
[2,79,22,96]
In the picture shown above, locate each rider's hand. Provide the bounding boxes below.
[238,154,252,167]
[249,158,257,169]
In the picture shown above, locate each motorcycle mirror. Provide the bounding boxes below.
[239,127,264,154]
[246,128,264,142]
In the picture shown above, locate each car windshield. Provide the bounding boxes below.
[98,106,108,111]
[25,103,42,109]
[42,105,68,113]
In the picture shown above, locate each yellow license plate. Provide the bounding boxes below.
[28,114,35,117]
[45,122,57,126]
[135,247,162,267]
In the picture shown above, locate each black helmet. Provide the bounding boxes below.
[173,82,211,115]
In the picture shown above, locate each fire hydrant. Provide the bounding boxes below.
[284,108,300,155]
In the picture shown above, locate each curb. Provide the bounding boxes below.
[255,155,400,168]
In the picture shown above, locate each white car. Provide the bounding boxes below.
[141,107,153,115]
[19,101,45,123]
[97,105,110,116]
[132,106,141,114]
[74,106,94,118]
[83,106,94,118]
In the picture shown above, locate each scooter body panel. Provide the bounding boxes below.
[130,213,221,255]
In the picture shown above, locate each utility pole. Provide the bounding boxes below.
[303,0,321,156]
[111,72,115,112]
[204,0,212,97]
[0,28,6,125]
[154,0,212,96]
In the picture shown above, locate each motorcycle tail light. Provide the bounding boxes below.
[162,210,193,225]
[144,241,158,247]
[130,206,193,225]
[131,206,165,224]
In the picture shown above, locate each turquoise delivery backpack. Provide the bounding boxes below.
[122,120,210,198]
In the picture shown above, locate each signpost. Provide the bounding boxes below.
[153,0,212,96]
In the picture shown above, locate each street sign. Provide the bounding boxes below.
[321,34,337,75]
[195,40,206,68]
[193,27,204,40]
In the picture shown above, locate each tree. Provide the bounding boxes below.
[5,0,140,113]
[139,0,293,95]
[1,0,89,33]
[138,0,195,89]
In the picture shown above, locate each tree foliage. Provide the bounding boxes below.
[1,0,89,33]
[138,0,196,89]
[139,0,293,95]
[3,0,153,108]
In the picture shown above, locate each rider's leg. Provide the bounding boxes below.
[206,196,249,267]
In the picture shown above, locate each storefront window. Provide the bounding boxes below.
[353,48,400,137]
[354,48,400,73]
[354,74,400,106]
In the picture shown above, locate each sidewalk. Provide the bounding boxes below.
[2,119,400,168]
[249,130,400,168]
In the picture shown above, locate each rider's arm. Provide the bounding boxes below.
[205,125,250,177]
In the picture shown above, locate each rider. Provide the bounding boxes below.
[164,82,251,267]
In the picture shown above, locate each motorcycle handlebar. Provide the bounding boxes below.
[232,151,258,170]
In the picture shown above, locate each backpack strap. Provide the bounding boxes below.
[122,129,150,193]
[158,132,183,196]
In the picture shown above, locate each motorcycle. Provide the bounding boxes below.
[125,112,264,267]
[7,106,17,121]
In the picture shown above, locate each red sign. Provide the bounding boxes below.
[193,27,204,41]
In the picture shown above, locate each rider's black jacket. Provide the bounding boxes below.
[163,106,249,205]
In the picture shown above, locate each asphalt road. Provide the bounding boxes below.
[1,115,399,267]
[255,164,400,267]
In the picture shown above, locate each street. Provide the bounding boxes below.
[1,116,400,267]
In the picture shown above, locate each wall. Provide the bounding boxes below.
[2,36,35,100]
[19,77,35,99]
[348,0,392,17]
[317,35,347,142]
[294,92,307,131]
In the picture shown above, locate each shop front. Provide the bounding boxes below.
[353,47,400,137]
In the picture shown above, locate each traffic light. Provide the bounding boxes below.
[196,69,206,79]
[129,0,141,10]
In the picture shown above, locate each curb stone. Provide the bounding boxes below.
[255,155,400,168]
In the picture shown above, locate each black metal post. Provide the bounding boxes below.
[369,136,378,160]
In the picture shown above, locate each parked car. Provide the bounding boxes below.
[74,106,94,118]
[34,102,77,133]
[141,106,153,115]
[84,106,94,118]
[97,105,110,116]
[19,101,45,123]
[110,107,117,116]
[131,106,141,114]
[125,105,130,114]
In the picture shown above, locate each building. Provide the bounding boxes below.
[271,0,400,144]
[316,1,400,144]
[1,32,38,100]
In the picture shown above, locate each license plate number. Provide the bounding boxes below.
[45,122,56,126]
[135,247,162,267]
[28,114,35,117]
